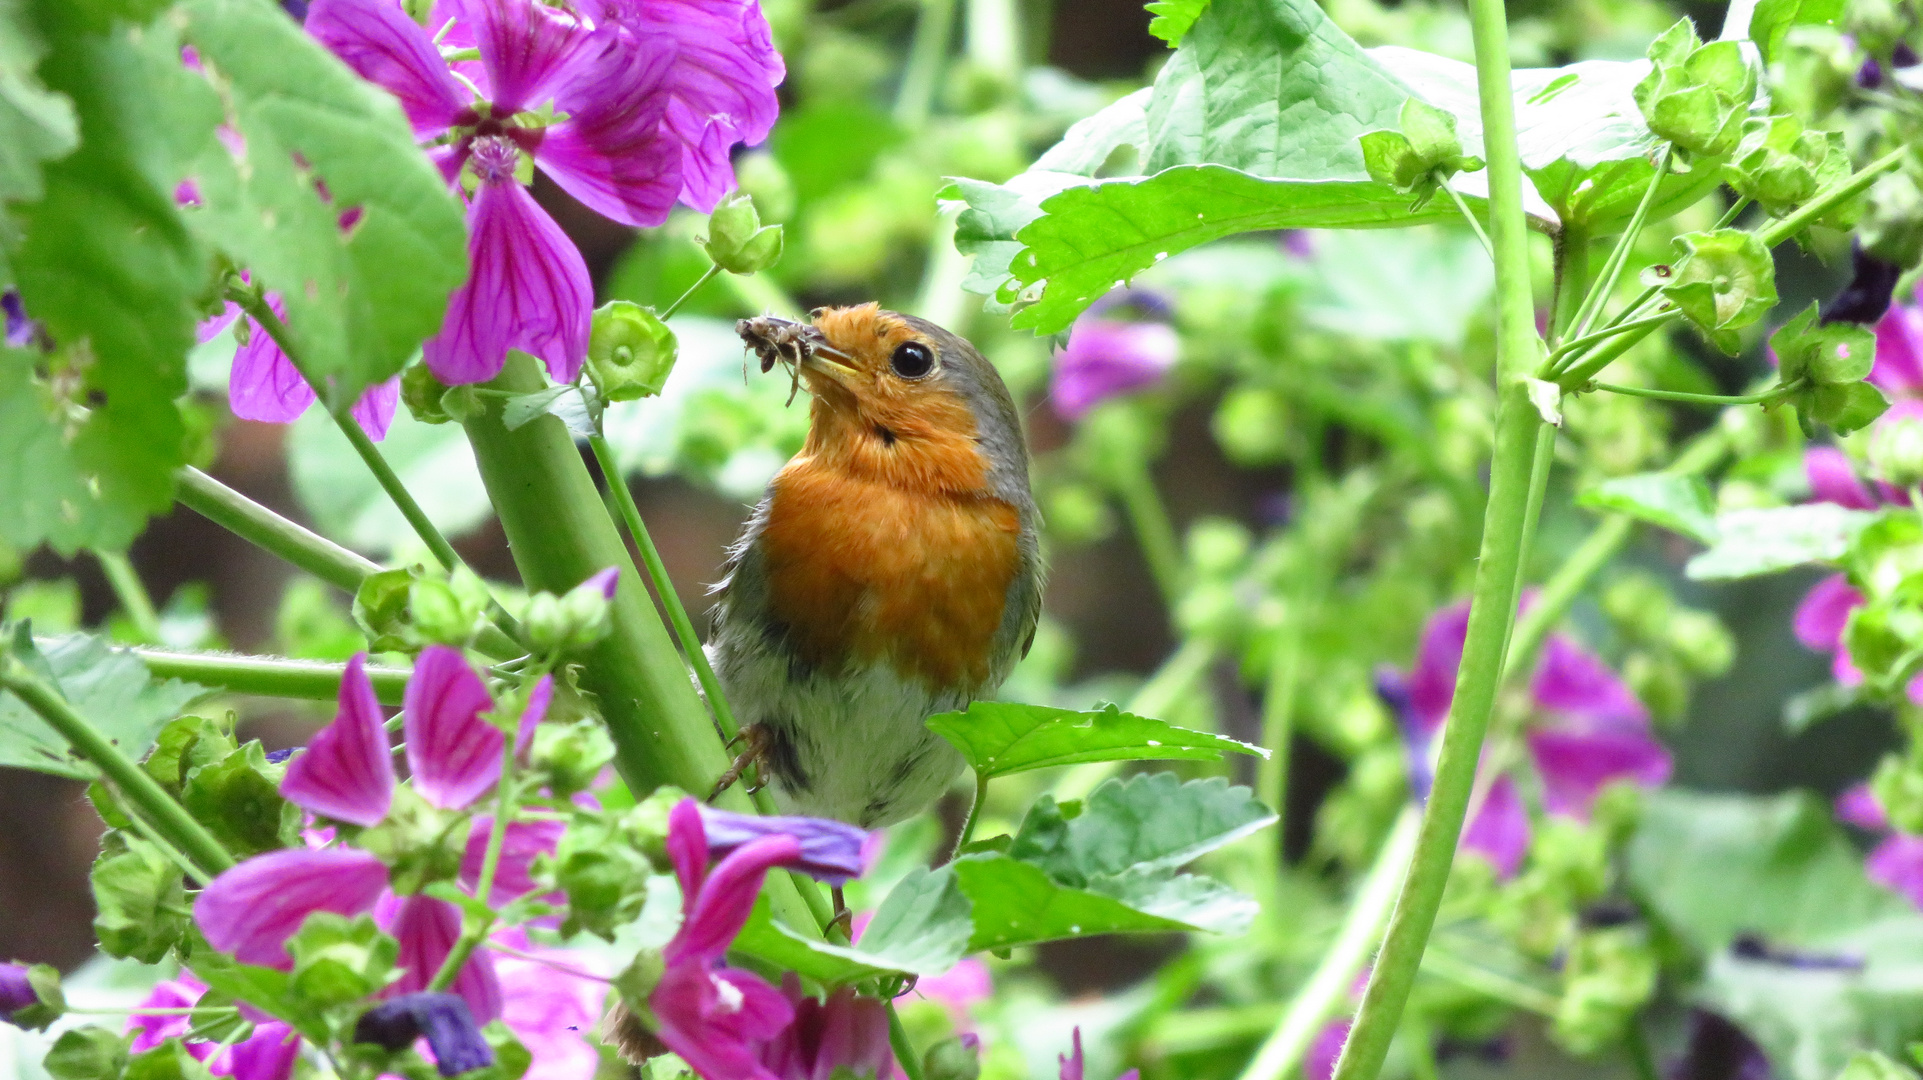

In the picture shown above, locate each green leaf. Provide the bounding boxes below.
[1577,472,1718,543]
[287,406,491,556]
[0,1,76,212]
[1749,0,1845,64]
[0,632,209,779]
[949,855,1203,950]
[177,0,468,406]
[185,934,325,1043]
[1626,789,1908,952]
[42,1026,130,1080]
[732,897,892,986]
[142,714,237,797]
[771,867,975,979]
[927,700,1265,779]
[1684,505,1874,580]
[284,913,398,1009]
[1701,919,1923,1080]
[7,11,215,554]
[124,1040,214,1080]
[91,833,188,963]
[180,741,301,857]
[1008,775,1275,884]
[502,385,595,437]
[1145,0,1210,45]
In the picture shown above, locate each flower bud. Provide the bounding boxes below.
[1634,19,1757,156]
[354,993,493,1077]
[1663,229,1778,354]
[587,302,678,402]
[1186,518,1252,579]
[1725,116,1848,219]
[1359,98,1484,208]
[531,719,615,798]
[402,363,454,425]
[1867,406,1923,488]
[1,962,63,1031]
[700,191,785,275]
[1552,928,1658,1056]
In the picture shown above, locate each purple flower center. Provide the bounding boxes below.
[468,137,523,186]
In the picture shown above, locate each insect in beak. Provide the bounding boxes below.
[736,315,859,405]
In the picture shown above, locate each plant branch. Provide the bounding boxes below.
[133,648,410,705]
[1587,379,1801,406]
[1567,145,1671,343]
[95,551,161,642]
[175,467,379,594]
[0,666,233,877]
[893,0,957,128]
[1113,446,1185,609]
[888,1002,926,1080]
[1237,806,1421,1080]
[660,265,721,321]
[1441,180,1494,259]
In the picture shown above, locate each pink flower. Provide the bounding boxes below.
[1058,1028,1138,1080]
[126,974,302,1080]
[649,799,802,1080]
[198,294,400,440]
[491,929,609,1080]
[1049,294,1180,421]
[1835,784,1923,909]
[1306,1019,1352,1080]
[281,653,396,827]
[756,976,897,1080]
[307,0,779,384]
[193,848,392,968]
[1378,599,1670,878]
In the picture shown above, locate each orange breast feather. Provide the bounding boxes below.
[759,462,1022,691]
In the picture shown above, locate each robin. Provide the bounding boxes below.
[710,303,1043,829]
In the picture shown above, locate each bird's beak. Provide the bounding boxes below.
[801,346,862,388]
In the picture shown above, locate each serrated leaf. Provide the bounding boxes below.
[0,632,209,779]
[926,700,1265,779]
[1684,504,1874,580]
[1082,866,1257,934]
[0,2,76,211]
[1009,775,1275,884]
[949,855,1202,950]
[1145,0,1210,45]
[1578,472,1718,542]
[177,0,467,408]
[92,834,188,963]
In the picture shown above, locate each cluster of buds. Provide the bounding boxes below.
[1725,115,1852,221]
[700,191,785,276]
[1633,19,1758,157]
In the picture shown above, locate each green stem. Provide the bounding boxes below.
[1511,422,1557,606]
[96,551,161,642]
[1568,146,1671,342]
[1757,147,1906,247]
[893,0,958,128]
[175,467,379,594]
[1114,446,1184,608]
[1237,806,1421,1080]
[954,772,990,856]
[888,1005,926,1080]
[660,265,721,321]
[1441,180,1494,259]
[1624,1018,1661,1080]
[1588,379,1802,407]
[431,741,515,993]
[1546,312,1676,369]
[0,666,233,876]
[1256,621,1301,838]
[1551,224,1591,348]
[102,780,212,886]
[133,648,410,705]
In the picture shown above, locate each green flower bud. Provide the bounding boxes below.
[354,567,421,653]
[1634,20,1757,156]
[699,191,786,275]
[1868,409,1923,489]
[1772,302,1888,434]
[408,579,475,647]
[286,914,398,1010]
[1359,97,1484,208]
[1862,171,1923,270]
[623,787,687,870]
[402,363,454,425]
[530,719,615,798]
[1212,386,1291,466]
[1186,517,1252,579]
[587,302,677,403]
[923,1037,982,1080]
[1663,229,1778,354]
[526,573,616,654]
[90,834,187,963]
[549,816,652,939]
[1552,927,1657,1056]
[43,1026,130,1080]
[1176,581,1243,644]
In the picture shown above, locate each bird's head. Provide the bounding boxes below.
[748,304,1029,499]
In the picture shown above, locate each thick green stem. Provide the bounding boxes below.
[893,0,957,128]
[1237,806,1421,1080]
[96,551,161,641]
[1551,225,1590,347]
[0,666,233,876]
[1331,389,1542,1080]
[134,648,410,705]
[1114,447,1185,609]
[175,467,379,594]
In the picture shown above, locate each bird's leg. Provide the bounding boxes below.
[828,885,853,938]
[708,723,773,803]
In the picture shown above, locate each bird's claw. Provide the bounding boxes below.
[708,723,772,803]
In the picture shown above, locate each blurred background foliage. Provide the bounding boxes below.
[1,0,1913,1078]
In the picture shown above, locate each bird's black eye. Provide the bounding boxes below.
[890,341,936,379]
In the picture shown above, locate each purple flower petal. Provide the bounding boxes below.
[1406,602,1472,736]
[1306,1020,1352,1080]
[386,894,503,1022]
[422,151,592,385]
[213,1023,301,1080]
[667,796,710,904]
[228,297,316,425]
[460,816,566,906]
[197,302,241,345]
[349,377,401,442]
[1794,574,1864,652]
[194,848,389,967]
[696,805,869,885]
[3,291,35,349]
[583,566,620,600]
[354,993,495,1077]
[1059,1027,1086,1080]
[1530,636,1647,723]
[536,31,682,228]
[1526,716,1672,818]
[514,674,553,760]
[1866,833,1923,909]
[464,0,592,115]
[757,980,894,1080]
[307,0,467,137]
[1836,783,1888,830]
[1870,296,1923,398]
[650,963,791,1080]
[1461,774,1530,879]
[1049,317,1180,421]
[404,646,503,811]
[1805,446,1880,509]
[281,653,396,827]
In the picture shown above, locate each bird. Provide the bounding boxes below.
[708,303,1043,829]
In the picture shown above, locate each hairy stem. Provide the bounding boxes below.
[1238,806,1421,1080]
[175,467,379,594]
[0,666,233,876]
[133,648,410,705]
[1328,0,1543,1067]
